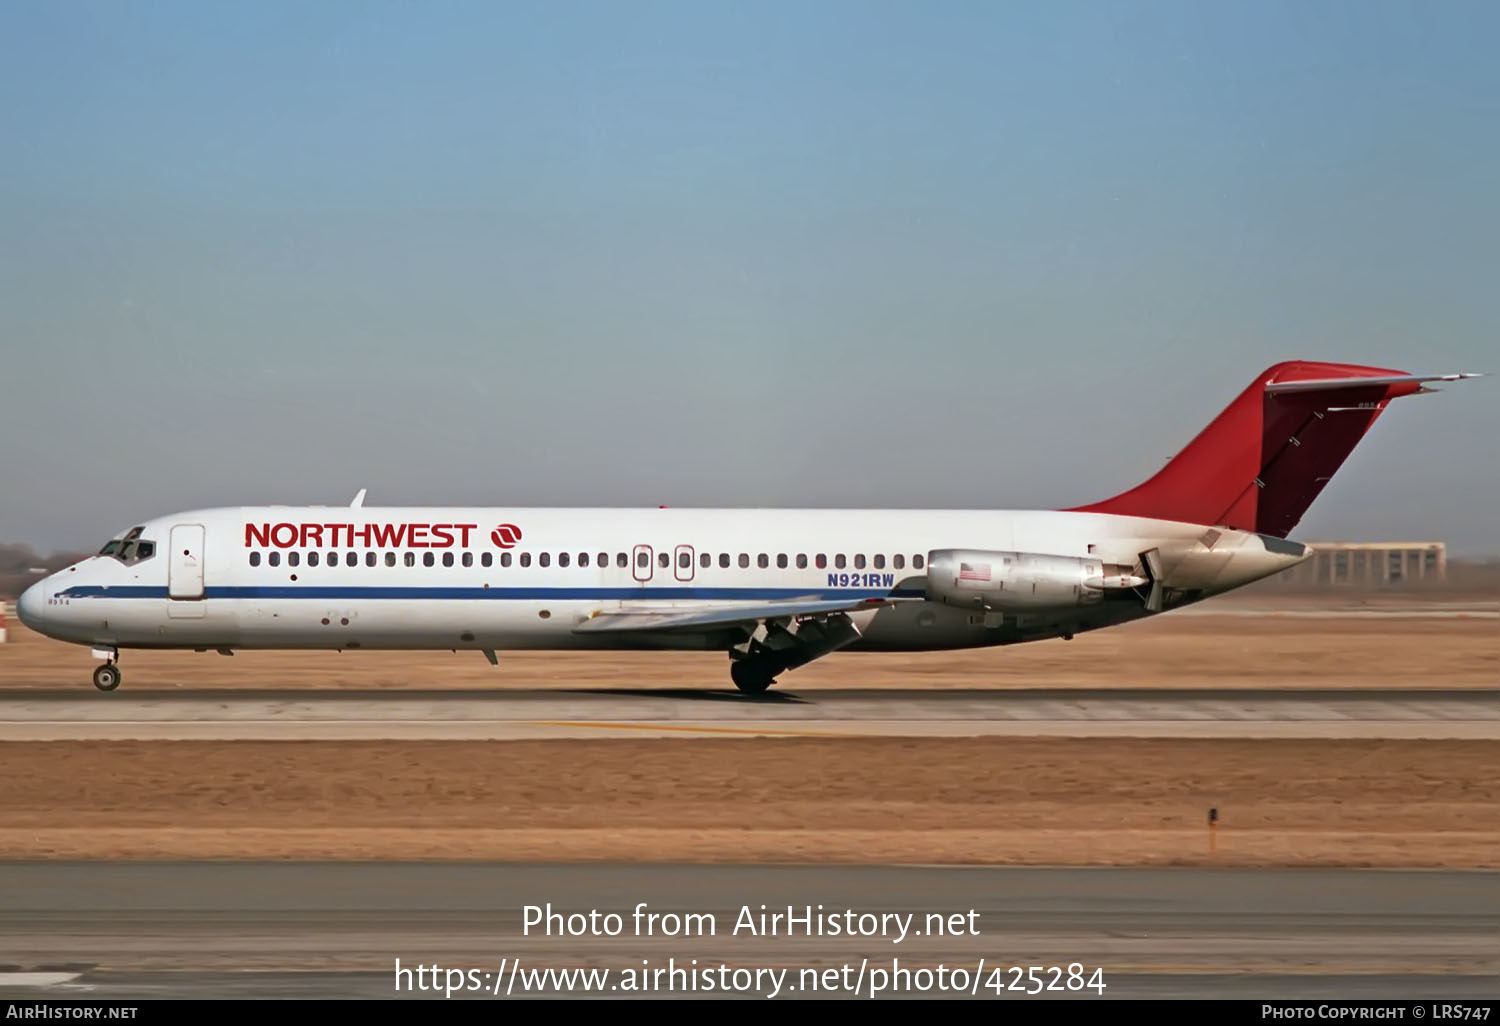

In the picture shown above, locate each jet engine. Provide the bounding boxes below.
[926,549,1147,611]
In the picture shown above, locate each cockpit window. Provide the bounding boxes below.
[99,528,157,565]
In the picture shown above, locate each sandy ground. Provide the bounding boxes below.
[0,598,1496,690]
[2,738,1496,867]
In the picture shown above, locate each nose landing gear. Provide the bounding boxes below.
[92,663,121,692]
[91,647,122,692]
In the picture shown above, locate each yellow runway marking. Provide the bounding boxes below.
[530,720,845,738]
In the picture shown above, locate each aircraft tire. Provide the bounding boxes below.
[730,661,774,695]
[92,663,121,692]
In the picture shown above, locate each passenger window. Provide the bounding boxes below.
[699,553,710,568]
[777,554,788,569]
[719,553,730,568]
[637,551,649,568]
[816,554,827,569]
[443,552,455,567]
[269,551,281,567]
[893,554,905,570]
[679,551,691,569]
[423,552,435,567]
[873,554,885,569]
[578,553,589,568]
[854,554,866,569]
[757,554,769,569]
[405,552,416,567]
[366,552,376,567]
[249,551,261,567]
[482,552,493,567]
[913,554,925,569]
[386,552,397,567]
[658,552,669,568]
[520,553,532,567]
[617,553,628,568]
[308,552,320,567]
[598,552,608,567]
[539,552,551,568]
[559,552,570,568]
[289,552,301,567]
[462,552,473,567]
[738,554,749,568]
[796,554,807,569]
[835,554,846,569]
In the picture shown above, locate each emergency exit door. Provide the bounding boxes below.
[674,545,695,582]
[632,544,653,583]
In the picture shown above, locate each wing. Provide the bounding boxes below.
[572,595,915,634]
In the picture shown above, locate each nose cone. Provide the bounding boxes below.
[16,580,47,631]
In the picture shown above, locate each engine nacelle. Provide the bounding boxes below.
[926,549,1146,611]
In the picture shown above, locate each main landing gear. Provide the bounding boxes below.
[729,660,775,695]
[727,612,863,696]
[729,612,870,693]
[92,662,122,692]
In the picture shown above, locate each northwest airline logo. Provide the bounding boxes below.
[244,520,525,550]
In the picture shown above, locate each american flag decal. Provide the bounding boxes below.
[958,562,991,582]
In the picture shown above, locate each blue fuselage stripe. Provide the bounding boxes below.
[57,585,929,602]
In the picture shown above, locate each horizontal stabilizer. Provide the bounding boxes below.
[1265,372,1482,394]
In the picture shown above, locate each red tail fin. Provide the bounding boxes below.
[1069,361,1459,537]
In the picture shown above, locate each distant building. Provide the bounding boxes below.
[1286,541,1447,587]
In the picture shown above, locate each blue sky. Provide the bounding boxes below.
[1,1,1495,554]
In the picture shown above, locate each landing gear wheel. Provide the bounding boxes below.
[730,661,774,695]
[92,663,121,692]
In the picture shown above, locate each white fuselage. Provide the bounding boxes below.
[20,505,1306,656]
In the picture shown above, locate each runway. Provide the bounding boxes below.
[0,863,1495,999]
[1172,602,1498,619]
[2,687,1498,739]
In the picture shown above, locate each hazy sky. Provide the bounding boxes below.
[1,1,1495,555]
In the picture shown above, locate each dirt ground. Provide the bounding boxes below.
[0,598,1496,690]
[3,738,1496,867]
[2,597,1494,868]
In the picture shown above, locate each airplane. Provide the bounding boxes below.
[16,360,1480,695]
